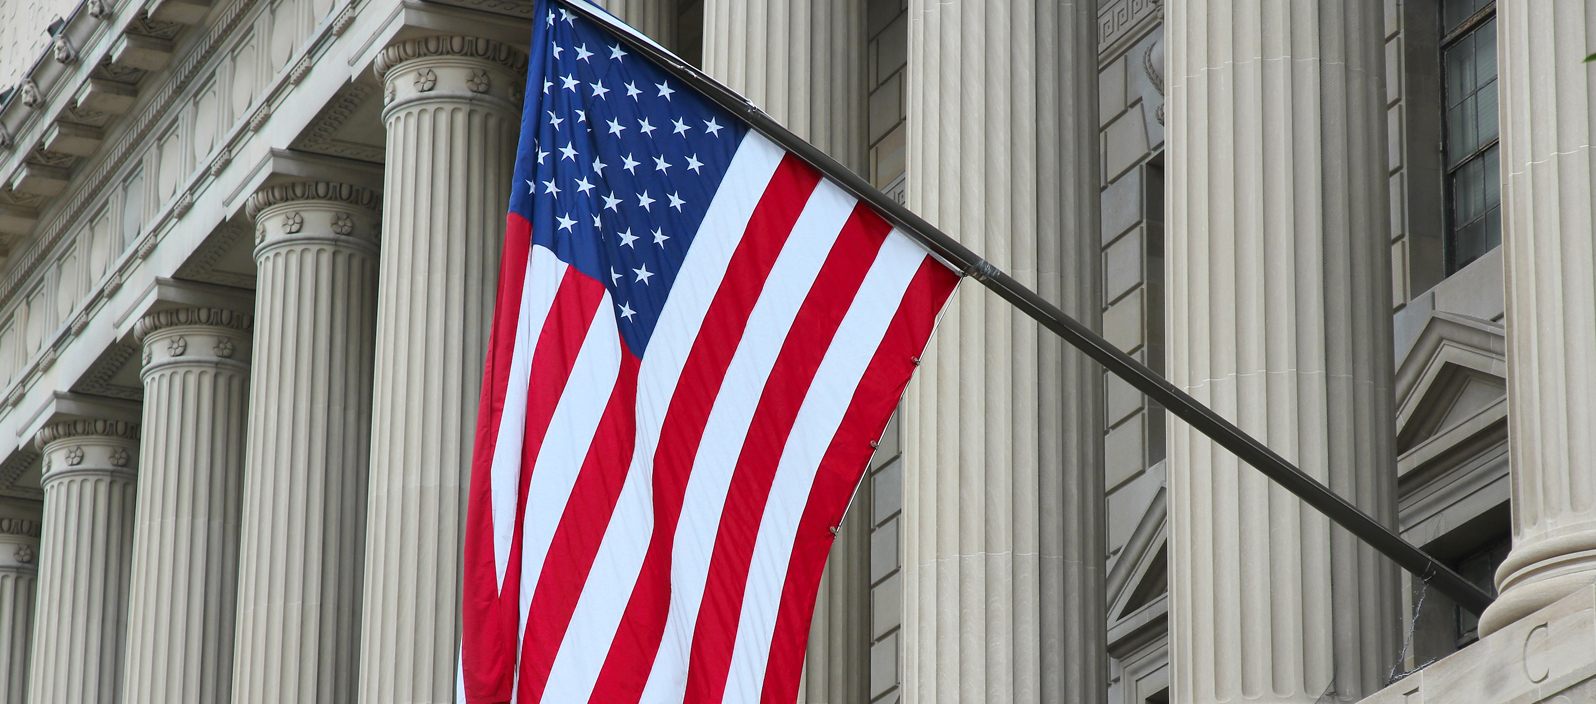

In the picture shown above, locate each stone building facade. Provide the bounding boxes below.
[0,0,1589,702]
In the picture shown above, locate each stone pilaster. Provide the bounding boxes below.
[701,0,867,173]
[27,420,140,704]
[1164,1,1400,701]
[698,3,871,698]
[1478,5,1596,637]
[361,36,524,704]
[119,308,252,704]
[0,507,40,704]
[231,182,380,702]
[900,1,1105,703]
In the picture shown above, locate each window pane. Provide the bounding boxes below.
[1477,79,1499,146]
[1475,18,1497,81]
[1445,34,1475,104]
[1454,157,1483,222]
[1484,145,1501,210]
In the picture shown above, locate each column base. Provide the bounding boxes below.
[1480,530,1596,636]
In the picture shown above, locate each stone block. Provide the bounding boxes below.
[1104,104,1150,183]
[869,73,902,144]
[870,517,897,584]
[11,164,70,197]
[1105,414,1146,492]
[1101,167,1143,244]
[43,122,104,156]
[148,0,211,24]
[1105,369,1143,429]
[1100,56,1127,128]
[871,572,899,638]
[872,459,900,526]
[76,79,138,114]
[110,35,174,72]
[1104,229,1143,304]
[1387,38,1403,106]
[1389,104,1404,171]
[1103,288,1144,353]
[874,13,907,88]
[871,123,905,188]
[870,631,898,698]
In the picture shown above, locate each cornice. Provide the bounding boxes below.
[35,418,140,446]
[246,181,381,219]
[373,36,527,79]
[133,307,253,342]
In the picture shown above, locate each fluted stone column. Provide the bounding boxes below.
[27,420,140,704]
[120,308,252,704]
[900,2,1105,703]
[0,504,40,704]
[603,0,678,49]
[1165,2,1400,701]
[699,3,871,699]
[1478,5,1596,637]
[231,182,380,702]
[702,0,867,173]
[361,37,523,704]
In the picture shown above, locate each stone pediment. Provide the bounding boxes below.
[1395,312,1506,460]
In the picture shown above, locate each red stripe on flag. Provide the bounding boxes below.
[517,338,642,703]
[463,212,535,702]
[681,204,893,703]
[588,154,823,704]
[467,263,607,704]
[757,257,959,704]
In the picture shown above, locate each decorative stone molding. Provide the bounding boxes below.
[53,35,78,65]
[289,57,313,85]
[172,193,193,217]
[88,0,113,18]
[372,36,527,79]
[331,5,356,35]
[289,84,384,162]
[35,419,140,447]
[133,308,253,343]
[209,147,231,176]
[248,106,271,131]
[246,181,381,219]
[414,68,437,92]
[0,520,41,538]
[20,81,42,109]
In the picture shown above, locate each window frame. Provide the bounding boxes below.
[1438,0,1500,275]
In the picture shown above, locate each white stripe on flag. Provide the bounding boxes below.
[640,177,860,704]
[536,134,788,704]
[722,231,930,702]
[493,246,569,584]
[519,291,623,639]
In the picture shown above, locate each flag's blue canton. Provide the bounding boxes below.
[512,4,748,356]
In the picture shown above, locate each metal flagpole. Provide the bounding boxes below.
[556,0,1496,618]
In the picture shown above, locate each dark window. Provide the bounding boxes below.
[1440,0,1500,274]
[1452,535,1509,648]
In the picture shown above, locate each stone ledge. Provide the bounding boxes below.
[1367,583,1596,704]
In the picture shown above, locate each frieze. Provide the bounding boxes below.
[133,307,253,342]
[35,419,140,446]
[246,181,381,219]
[1099,0,1161,63]
[373,36,528,79]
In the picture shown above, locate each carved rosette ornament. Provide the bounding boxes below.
[373,35,528,117]
[246,181,382,250]
[135,308,253,373]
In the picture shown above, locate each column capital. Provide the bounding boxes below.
[246,181,381,219]
[0,518,41,572]
[374,35,526,117]
[372,36,527,80]
[33,419,141,488]
[134,308,254,371]
[247,181,382,250]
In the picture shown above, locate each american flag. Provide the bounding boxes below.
[461,3,959,703]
